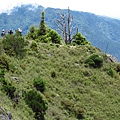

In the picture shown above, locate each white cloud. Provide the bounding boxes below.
[0,0,120,19]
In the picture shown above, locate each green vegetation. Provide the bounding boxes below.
[0,4,120,61]
[0,8,120,120]
[30,41,38,52]
[0,55,9,70]
[73,32,91,45]
[33,77,46,93]
[25,11,63,44]
[0,70,16,99]
[39,11,47,36]
[85,54,103,68]
[26,26,62,44]
[24,89,48,120]
[2,33,27,58]
[0,40,120,119]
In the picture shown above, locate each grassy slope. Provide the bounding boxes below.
[0,41,120,120]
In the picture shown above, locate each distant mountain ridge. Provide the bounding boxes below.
[0,4,120,61]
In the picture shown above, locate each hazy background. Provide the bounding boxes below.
[0,0,120,19]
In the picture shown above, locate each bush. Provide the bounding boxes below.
[0,70,16,99]
[107,67,115,77]
[26,26,37,40]
[47,28,62,44]
[33,77,45,93]
[30,41,38,51]
[72,32,91,45]
[0,41,3,55]
[116,64,120,73]
[26,26,62,44]
[38,35,51,43]
[51,71,56,78]
[2,80,16,99]
[24,89,48,120]
[2,34,27,58]
[0,55,9,70]
[61,99,84,119]
[85,54,103,68]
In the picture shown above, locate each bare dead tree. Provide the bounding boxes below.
[55,7,74,44]
[55,13,67,43]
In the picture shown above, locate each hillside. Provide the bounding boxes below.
[0,4,120,61]
[0,34,120,120]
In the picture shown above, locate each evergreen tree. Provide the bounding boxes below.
[47,28,62,44]
[25,90,48,120]
[72,32,91,45]
[39,11,46,36]
[26,26,37,40]
[26,11,62,44]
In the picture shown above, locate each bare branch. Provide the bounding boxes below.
[56,20,64,27]
[54,21,64,32]
[55,7,75,44]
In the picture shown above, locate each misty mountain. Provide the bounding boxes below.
[0,4,120,61]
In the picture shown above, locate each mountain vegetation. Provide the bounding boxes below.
[0,4,120,120]
[0,4,120,61]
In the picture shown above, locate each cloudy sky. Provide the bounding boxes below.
[0,0,120,19]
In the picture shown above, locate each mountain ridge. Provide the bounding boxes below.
[0,4,120,61]
[0,4,120,120]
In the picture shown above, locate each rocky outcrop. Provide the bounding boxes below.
[0,107,13,120]
[106,54,118,62]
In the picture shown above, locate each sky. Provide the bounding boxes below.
[0,0,120,19]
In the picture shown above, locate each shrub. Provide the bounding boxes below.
[33,77,45,93]
[24,89,48,120]
[116,64,120,73]
[72,32,91,45]
[2,34,27,58]
[107,67,115,77]
[26,26,37,40]
[2,80,16,99]
[61,99,84,119]
[85,54,103,68]
[0,69,5,81]
[0,41,3,55]
[30,41,38,51]
[0,70,16,99]
[0,55,9,70]
[47,28,62,44]
[51,71,56,78]
[38,35,51,43]
[73,107,84,119]
[26,27,62,44]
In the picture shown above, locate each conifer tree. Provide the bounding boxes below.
[72,32,91,45]
[39,11,46,36]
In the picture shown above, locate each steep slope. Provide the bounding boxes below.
[0,39,120,119]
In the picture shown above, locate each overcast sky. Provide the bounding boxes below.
[0,0,120,19]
